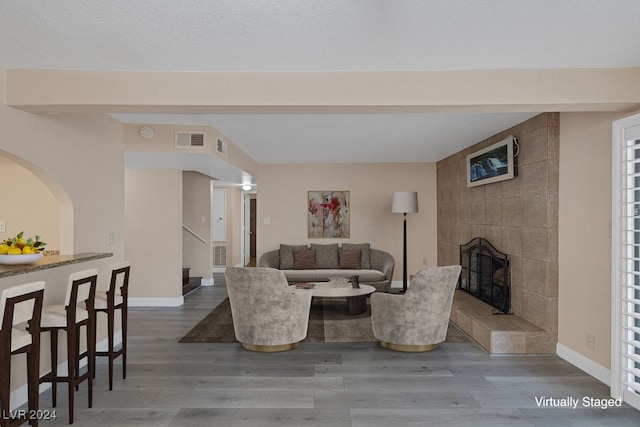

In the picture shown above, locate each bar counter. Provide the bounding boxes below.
[0,252,113,279]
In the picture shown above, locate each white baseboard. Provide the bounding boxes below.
[10,334,122,410]
[212,267,226,273]
[128,296,184,307]
[10,382,56,411]
[95,331,123,352]
[201,278,214,286]
[556,342,611,386]
[390,280,401,289]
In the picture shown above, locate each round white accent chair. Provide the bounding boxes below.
[225,267,312,352]
[371,265,462,352]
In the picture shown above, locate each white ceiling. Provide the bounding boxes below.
[2,1,640,166]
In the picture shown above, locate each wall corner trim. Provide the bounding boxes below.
[556,342,611,387]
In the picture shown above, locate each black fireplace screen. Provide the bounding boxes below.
[459,237,510,314]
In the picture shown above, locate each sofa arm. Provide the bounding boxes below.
[370,249,395,284]
[259,250,280,269]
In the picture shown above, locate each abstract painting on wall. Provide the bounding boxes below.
[308,191,350,238]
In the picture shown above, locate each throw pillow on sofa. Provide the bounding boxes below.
[341,243,371,269]
[293,249,317,270]
[310,243,339,269]
[339,249,362,269]
[280,244,308,269]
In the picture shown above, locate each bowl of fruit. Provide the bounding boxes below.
[0,232,46,265]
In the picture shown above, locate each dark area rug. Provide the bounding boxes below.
[179,297,469,344]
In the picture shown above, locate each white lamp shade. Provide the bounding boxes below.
[392,191,419,214]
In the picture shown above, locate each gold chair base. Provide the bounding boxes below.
[379,341,438,352]
[242,342,300,352]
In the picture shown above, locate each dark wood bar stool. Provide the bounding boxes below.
[0,281,45,427]
[40,269,97,425]
[94,261,130,390]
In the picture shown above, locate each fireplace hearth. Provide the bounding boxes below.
[459,237,510,314]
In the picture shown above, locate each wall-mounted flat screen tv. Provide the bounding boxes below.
[466,135,518,187]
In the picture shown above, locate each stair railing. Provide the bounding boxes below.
[182,224,207,244]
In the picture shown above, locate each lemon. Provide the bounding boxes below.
[2,232,46,254]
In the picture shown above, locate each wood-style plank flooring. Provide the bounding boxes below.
[35,274,640,426]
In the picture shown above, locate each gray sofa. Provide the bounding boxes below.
[259,243,395,292]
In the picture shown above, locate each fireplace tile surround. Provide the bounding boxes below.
[438,113,559,354]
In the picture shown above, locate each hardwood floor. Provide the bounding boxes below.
[34,274,640,426]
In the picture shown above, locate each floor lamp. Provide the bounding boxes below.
[392,191,419,293]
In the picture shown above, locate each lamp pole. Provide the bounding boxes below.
[392,191,418,294]
[402,212,408,293]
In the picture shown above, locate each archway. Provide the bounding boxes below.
[0,150,73,254]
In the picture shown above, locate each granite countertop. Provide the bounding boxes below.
[0,252,113,279]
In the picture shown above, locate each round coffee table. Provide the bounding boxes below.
[292,283,375,315]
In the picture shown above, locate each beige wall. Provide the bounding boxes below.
[0,154,60,250]
[256,163,437,281]
[226,187,244,267]
[558,112,622,368]
[125,169,182,299]
[437,114,559,344]
[182,171,212,280]
[0,118,124,259]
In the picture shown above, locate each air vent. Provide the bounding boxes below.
[212,245,227,267]
[175,131,206,148]
[216,137,228,156]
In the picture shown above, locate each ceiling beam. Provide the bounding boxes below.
[5,68,640,114]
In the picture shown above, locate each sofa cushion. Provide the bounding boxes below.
[280,244,308,270]
[341,243,371,269]
[339,249,361,269]
[310,243,339,269]
[293,249,317,270]
[282,269,385,283]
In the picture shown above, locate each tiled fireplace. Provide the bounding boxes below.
[437,113,558,354]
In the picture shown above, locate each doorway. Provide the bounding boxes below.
[250,198,256,263]
[243,192,257,267]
